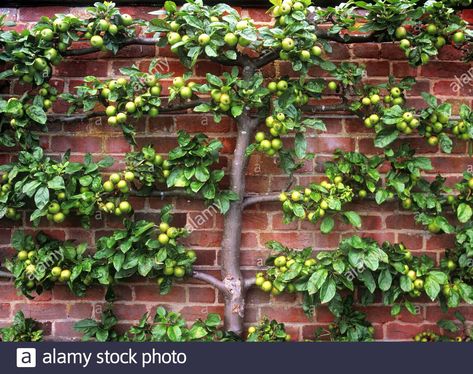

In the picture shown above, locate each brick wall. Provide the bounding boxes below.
[1,5,473,341]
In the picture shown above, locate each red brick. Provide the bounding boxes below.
[421,62,472,78]
[50,136,102,153]
[384,322,439,340]
[14,303,66,320]
[134,285,186,302]
[188,287,216,303]
[19,7,70,21]
[54,61,108,78]
[365,61,389,77]
[352,43,380,59]
[307,136,355,154]
[260,306,309,323]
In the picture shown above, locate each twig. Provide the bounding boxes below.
[133,190,198,200]
[244,277,256,291]
[47,100,210,123]
[0,270,13,278]
[64,37,157,56]
[254,50,279,69]
[242,193,280,209]
[192,271,227,294]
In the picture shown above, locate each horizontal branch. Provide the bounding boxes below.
[0,270,13,278]
[314,29,381,44]
[302,102,350,113]
[192,271,227,294]
[64,37,157,56]
[133,189,199,199]
[244,277,256,291]
[243,193,280,208]
[48,100,209,123]
[160,99,207,113]
[254,50,279,69]
[0,268,227,293]
[210,53,245,67]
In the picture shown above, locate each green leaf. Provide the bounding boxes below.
[205,313,221,327]
[428,271,447,285]
[400,275,413,292]
[113,252,125,272]
[138,256,154,277]
[424,276,440,301]
[167,325,182,342]
[188,325,207,340]
[390,304,401,316]
[294,133,307,159]
[343,211,361,228]
[457,203,472,223]
[437,319,459,332]
[195,166,210,182]
[22,180,41,197]
[404,300,418,315]
[359,270,376,293]
[307,269,328,295]
[26,105,47,125]
[47,176,65,190]
[34,186,49,210]
[378,269,392,291]
[320,278,336,303]
[374,128,399,148]
[320,217,335,234]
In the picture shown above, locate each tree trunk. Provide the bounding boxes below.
[220,63,257,334]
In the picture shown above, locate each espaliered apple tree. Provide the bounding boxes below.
[1,0,473,341]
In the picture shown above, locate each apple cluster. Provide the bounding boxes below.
[103,74,162,126]
[280,178,355,223]
[246,317,290,342]
[100,172,135,216]
[0,172,19,221]
[395,22,466,65]
[84,14,134,50]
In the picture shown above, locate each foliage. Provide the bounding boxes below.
[4,230,89,298]
[61,61,170,144]
[0,311,43,342]
[165,131,238,212]
[0,2,139,84]
[414,312,472,342]
[283,144,473,235]
[0,84,57,149]
[313,297,374,342]
[258,236,473,317]
[75,306,239,342]
[246,317,290,342]
[0,147,114,227]
[4,205,195,299]
[93,205,196,296]
[314,0,472,65]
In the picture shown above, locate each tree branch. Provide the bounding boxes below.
[192,271,227,294]
[243,193,280,209]
[210,53,245,67]
[48,100,209,123]
[314,29,381,44]
[133,189,199,200]
[254,50,279,69]
[160,99,208,113]
[64,37,157,56]
[0,270,13,278]
[244,277,256,291]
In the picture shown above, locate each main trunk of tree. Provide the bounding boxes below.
[220,64,257,334]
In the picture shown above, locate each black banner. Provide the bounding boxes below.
[1,342,471,374]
